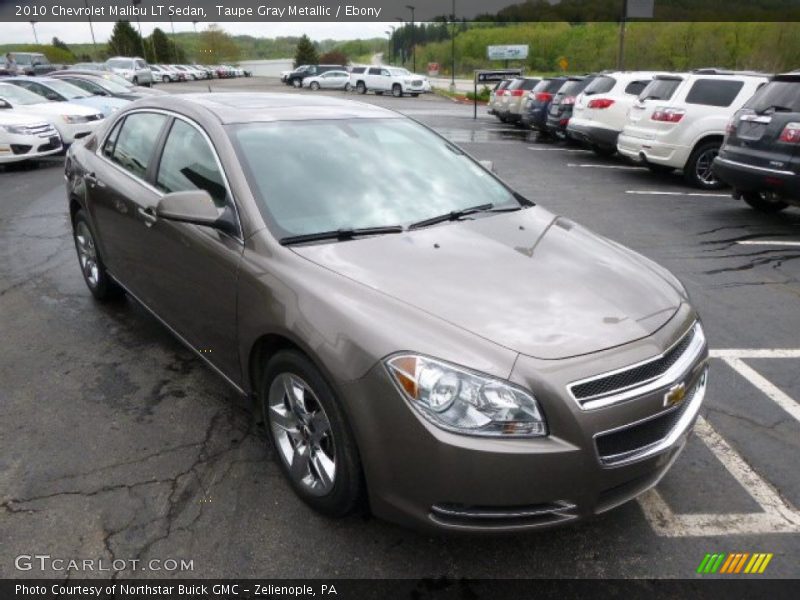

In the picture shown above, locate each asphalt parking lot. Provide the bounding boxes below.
[1,77,799,579]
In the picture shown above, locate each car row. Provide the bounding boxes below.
[283,63,432,97]
[492,69,788,192]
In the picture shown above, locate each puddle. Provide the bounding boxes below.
[434,127,535,144]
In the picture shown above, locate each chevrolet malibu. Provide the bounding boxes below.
[65,94,709,532]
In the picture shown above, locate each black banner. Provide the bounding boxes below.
[2,579,799,600]
[1,0,800,22]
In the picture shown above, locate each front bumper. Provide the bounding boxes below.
[617,133,691,169]
[713,156,800,199]
[338,308,708,533]
[0,132,62,163]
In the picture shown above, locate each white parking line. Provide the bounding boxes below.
[625,190,731,198]
[736,240,800,247]
[568,163,645,170]
[527,147,591,153]
[639,417,800,537]
[638,350,800,536]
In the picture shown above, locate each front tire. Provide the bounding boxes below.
[132,76,139,86]
[684,140,724,189]
[292,78,302,88]
[344,82,352,92]
[162,75,169,84]
[742,191,789,213]
[72,209,123,302]
[310,81,320,91]
[392,84,403,97]
[260,350,363,517]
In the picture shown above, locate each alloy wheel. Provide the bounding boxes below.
[75,221,99,288]
[267,373,336,496]
[695,148,719,186]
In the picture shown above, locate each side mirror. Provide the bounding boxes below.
[479,160,496,173]
[93,90,107,96]
[46,92,60,101]
[0,98,11,109]
[156,190,238,236]
[156,190,219,226]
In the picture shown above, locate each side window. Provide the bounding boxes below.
[368,67,381,75]
[156,119,228,208]
[135,60,145,69]
[624,80,649,96]
[102,117,124,158]
[685,79,745,107]
[109,112,167,179]
[381,69,391,77]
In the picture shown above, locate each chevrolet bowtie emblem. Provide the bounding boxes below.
[664,382,687,408]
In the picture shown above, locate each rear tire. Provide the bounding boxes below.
[684,140,724,189]
[72,209,124,302]
[260,350,363,518]
[742,191,789,213]
[591,144,616,158]
[344,82,352,92]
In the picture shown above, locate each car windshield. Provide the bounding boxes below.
[43,79,89,99]
[88,77,128,93]
[744,80,800,113]
[0,83,47,105]
[231,118,520,237]
[107,59,133,69]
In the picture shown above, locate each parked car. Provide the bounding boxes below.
[6,52,57,76]
[286,65,345,88]
[106,57,153,87]
[65,92,707,533]
[172,64,207,81]
[567,71,662,156]
[0,110,62,163]
[498,77,542,124]
[303,70,351,91]
[487,79,513,119]
[350,66,427,97]
[49,72,148,101]
[48,69,167,97]
[617,69,769,188]
[160,65,186,82]
[0,82,102,144]
[3,77,128,118]
[713,71,800,212]
[520,76,568,133]
[150,65,178,83]
[545,75,597,140]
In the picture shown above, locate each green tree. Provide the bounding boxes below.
[150,28,172,63]
[293,34,319,68]
[52,37,71,54]
[107,20,143,57]
[200,24,241,64]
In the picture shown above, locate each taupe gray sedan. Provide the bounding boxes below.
[65,93,709,532]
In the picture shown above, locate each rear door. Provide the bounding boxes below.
[724,76,800,170]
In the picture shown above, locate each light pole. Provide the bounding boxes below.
[84,0,97,54]
[405,5,416,73]
[29,21,39,45]
[450,0,456,91]
[617,0,627,70]
[394,18,405,66]
[385,31,393,64]
[169,16,178,63]
[131,0,146,58]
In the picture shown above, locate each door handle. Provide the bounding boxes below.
[84,172,104,187]
[138,206,157,227]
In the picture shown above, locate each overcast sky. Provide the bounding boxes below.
[1,21,394,45]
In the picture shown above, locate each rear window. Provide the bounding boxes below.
[584,76,616,95]
[624,80,650,96]
[519,78,540,91]
[558,78,589,97]
[495,80,512,91]
[744,79,800,113]
[506,79,524,90]
[639,78,682,101]
[685,79,744,107]
[534,78,566,94]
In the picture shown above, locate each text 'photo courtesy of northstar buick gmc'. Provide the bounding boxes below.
[65,92,709,533]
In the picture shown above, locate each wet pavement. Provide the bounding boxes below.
[1,78,799,579]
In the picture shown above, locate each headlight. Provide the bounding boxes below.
[62,115,90,124]
[0,124,29,134]
[385,354,547,437]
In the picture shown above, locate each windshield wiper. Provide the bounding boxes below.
[279,226,403,246]
[408,203,494,230]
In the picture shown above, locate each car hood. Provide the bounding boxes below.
[20,101,99,117]
[291,207,682,360]
[68,96,126,115]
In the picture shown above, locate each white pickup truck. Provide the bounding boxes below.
[349,66,430,97]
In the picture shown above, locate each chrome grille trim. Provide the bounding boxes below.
[568,322,705,411]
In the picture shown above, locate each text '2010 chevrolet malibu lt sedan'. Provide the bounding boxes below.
[65,93,709,533]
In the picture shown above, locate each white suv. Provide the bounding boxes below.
[350,66,429,97]
[617,70,769,188]
[106,57,153,87]
[568,71,664,156]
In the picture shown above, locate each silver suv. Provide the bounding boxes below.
[105,57,153,87]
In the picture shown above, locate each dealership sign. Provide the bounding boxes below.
[487,45,529,61]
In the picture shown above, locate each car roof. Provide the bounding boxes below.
[131,93,402,125]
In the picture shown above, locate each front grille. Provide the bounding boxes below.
[430,501,576,529]
[22,123,55,137]
[595,380,700,461]
[412,79,423,86]
[37,139,60,151]
[571,325,697,402]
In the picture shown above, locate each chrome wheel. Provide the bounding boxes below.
[267,373,336,496]
[75,221,99,288]
[695,147,719,186]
